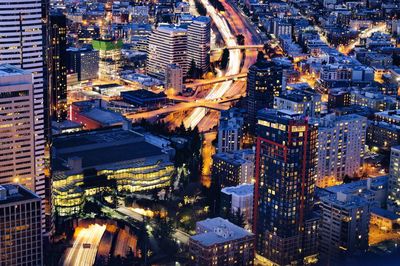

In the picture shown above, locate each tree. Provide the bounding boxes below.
[220,48,230,69]
[236,34,245,45]
[257,51,265,62]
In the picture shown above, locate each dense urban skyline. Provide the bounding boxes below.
[1,0,400,265]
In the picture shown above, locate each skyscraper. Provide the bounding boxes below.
[50,11,67,121]
[0,65,35,189]
[187,16,211,75]
[0,0,47,227]
[254,109,318,265]
[0,184,43,265]
[147,25,188,79]
[246,59,283,133]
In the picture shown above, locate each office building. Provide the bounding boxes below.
[246,59,283,133]
[50,11,68,121]
[0,65,35,190]
[254,109,318,265]
[92,38,123,80]
[0,0,47,227]
[366,121,400,152]
[217,108,245,153]
[319,192,370,264]
[0,184,42,265]
[189,217,255,265]
[165,64,183,94]
[187,16,211,75]
[52,126,175,217]
[388,146,400,214]
[66,47,99,82]
[212,149,255,189]
[313,114,367,185]
[147,25,188,79]
[221,184,254,229]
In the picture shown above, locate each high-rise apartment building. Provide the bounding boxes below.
[254,109,318,265]
[388,146,400,214]
[217,108,245,153]
[0,65,35,189]
[187,16,211,75]
[319,192,370,264]
[50,11,67,121]
[147,25,188,79]
[313,113,367,186]
[246,59,283,133]
[0,184,43,265]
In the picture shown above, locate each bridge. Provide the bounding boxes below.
[184,73,247,89]
[211,44,264,51]
[124,95,244,121]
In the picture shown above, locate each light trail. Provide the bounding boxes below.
[183,0,242,129]
[63,224,106,266]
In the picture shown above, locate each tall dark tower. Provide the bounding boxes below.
[246,59,283,133]
[50,11,67,121]
[254,109,319,265]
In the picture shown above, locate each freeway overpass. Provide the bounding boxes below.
[211,44,264,51]
[184,73,247,89]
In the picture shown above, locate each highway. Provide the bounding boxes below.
[63,224,106,266]
[183,0,261,130]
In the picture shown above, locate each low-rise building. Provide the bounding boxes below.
[220,184,254,229]
[189,217,255,265]
[121,89,167,107]
[319,192,370,264]
[51,126,175,217]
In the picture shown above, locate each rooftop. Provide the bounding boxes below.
[191,217,254,246]
[221,184,254,197]
[0,64,30,77]
[371,207,400,221]
[52,127,169,172]
[0,184,40,205]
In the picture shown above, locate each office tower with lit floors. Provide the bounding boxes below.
[50,11,67,121]
[0,65,35,188]
[246,59,283,133]
[187,16,211,75]
[147,25,188,79]
[388,146,400,214]
[0,0,48,232]
[254,109,319,265]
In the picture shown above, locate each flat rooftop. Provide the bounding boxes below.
[52,128,168,171]
[0,64,30,77]
[221,184,254,197]
[191,217,253,246]
[0,184,40,205]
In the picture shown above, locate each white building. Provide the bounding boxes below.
[221,184,254,229]
[217,108,244,153]
[0,0,46,201]
[388,146,400,214]
[313,114,367,183]
[0,65,35,189]
[319,192,370,263]
[187,16,211,75]
[147,25,188,79]
[165,64,183,94]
